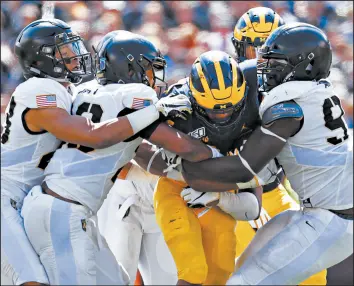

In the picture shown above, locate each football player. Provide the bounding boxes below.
[1,19,115,285]
[19,30,220,285]
[1,19,197,285]
[97,158,178,285]
[230,7,327,285]
[135,50,281,285]
[181,23,353,285]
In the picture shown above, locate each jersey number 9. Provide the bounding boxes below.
[323,95,349,145]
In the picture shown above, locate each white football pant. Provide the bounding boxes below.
[21,185,129,285]
[227,207,353,285]
[1,188,48,285]
[98,179,178,285]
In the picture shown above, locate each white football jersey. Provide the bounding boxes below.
[1,77,72,198]
[43,80,159,213]
[260,80,353,210]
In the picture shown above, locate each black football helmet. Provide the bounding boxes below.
[94,30,167,94]
[14,19,92,84]
[257,23,332,92]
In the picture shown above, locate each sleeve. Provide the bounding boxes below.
[259,81,307,118]
[14,78,72,112]
[118,83,159,109]
[261,100,304,127]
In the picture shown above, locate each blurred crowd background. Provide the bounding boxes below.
[1,1,353,130]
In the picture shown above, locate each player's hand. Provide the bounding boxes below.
[248,207,271,230]
[155,94,192,120]
[181,187,220,208]
[160,149,182,173]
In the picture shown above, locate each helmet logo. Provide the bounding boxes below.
[99,58,106,71]
[42,47,53,54]
[54,67,62,73]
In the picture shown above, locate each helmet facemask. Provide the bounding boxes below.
[257,45,318,92]
[37,32,92,84]
[137,54,168,96]
[232,36,265,62]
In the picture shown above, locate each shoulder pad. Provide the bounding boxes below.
[14,77,71,111]
[119,83,158,103]
[317,79,332,88]
[262,100,303,127]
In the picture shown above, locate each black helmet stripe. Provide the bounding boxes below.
[190,63,205,93]
[199,54,219,90]
[219,56,233,89]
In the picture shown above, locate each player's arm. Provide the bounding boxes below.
[137,121,216,163]
[134,141,187,181]
[182,102,303,192]
[134,142,168,175]
[148,122,216,162]
[24,92,194,149]
[181,186,263,220]
[25,106,157,149]
[142,78,216,163]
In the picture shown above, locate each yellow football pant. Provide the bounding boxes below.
[154,177,236,285]
[235,183,327,285]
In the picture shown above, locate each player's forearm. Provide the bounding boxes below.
[148,123,213,162]
[88,117,134,148]
[182,156,253,192]
[89,105,161,148]
[34,105,159,149]
[38,113,132,149]
[176,140,213,162]
[134,143,168,176]
[134,143,185,181]
[182,124,293,191]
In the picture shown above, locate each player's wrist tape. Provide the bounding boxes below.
[146,147,163,173]
[234,149,265,187]
[126,105,160,135]
[207,145,223,158]
[218,191,260,221]
[236,177,261,189]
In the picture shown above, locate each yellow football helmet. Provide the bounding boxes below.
[232,7,284,62]
[189,50,247,125]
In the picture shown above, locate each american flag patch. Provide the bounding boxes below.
[36,95,57,108]
[132,98,152,109]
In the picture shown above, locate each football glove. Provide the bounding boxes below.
[181,187,220,208]
[155,94,192,120]
[248,207,271,230]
